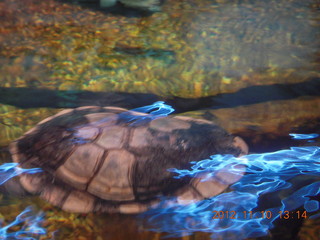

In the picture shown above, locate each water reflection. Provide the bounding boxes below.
[142,143,320,239]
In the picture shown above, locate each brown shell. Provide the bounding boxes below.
[9,106,246,214]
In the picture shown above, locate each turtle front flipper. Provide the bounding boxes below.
[175,164,246,205]
[175,136,248,204]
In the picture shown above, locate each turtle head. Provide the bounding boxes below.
[233,136,249,156]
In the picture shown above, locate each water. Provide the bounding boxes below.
[0,0,319,239]
[0,206,46,240]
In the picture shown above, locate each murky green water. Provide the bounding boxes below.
[0,0,319,239]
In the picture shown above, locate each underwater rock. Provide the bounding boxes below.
[178,96,320,151]
[99,0,117,7]
[83,0,161,11]
[118,0,161,11]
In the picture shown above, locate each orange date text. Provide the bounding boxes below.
[212,210,308,219]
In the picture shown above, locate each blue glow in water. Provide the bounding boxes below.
[0,163,42,185]
[142,145,320,239]
[289,133,319,140]
[130,101,175,116]
[119,101,175,126]
[0,206,46,239]
[304,200,319,212]
[0,164,45,238]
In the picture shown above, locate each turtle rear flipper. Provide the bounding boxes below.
[0,177,29,197]
[176,164,246,205]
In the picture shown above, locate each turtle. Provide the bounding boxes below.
[3,103,248,214]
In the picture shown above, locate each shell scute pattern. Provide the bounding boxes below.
[73,126,99,142]
[129,127,152,148]
[56,144,105,190]
[41,183,69,206]
[96,125,127,149]
[88,149,135,201]
[85,112,118,128]
[149,117,191,132]
[62,190,95,213]
[13,107,105,169]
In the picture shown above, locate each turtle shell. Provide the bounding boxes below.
[9,106,247,213]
